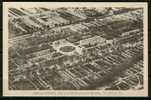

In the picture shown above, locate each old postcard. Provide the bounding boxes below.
[3,2,148,96]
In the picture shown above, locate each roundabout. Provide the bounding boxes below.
[52,39,83,56]
[60,46,76,52]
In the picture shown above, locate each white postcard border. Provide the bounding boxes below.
[3,2,148,97]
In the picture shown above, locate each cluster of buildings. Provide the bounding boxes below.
[8,7,144,90]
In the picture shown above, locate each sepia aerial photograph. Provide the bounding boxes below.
[3,2,148,96]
